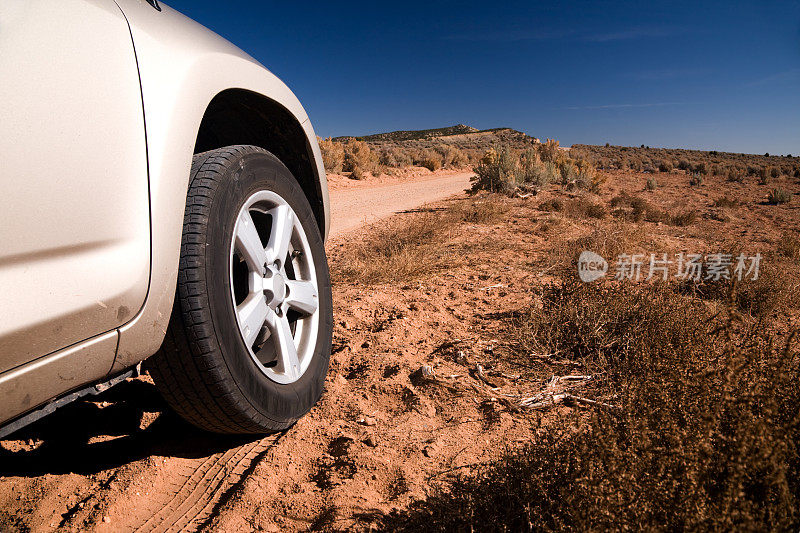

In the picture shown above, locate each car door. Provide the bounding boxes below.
[0,0,150,373]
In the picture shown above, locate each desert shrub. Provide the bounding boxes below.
[771,165,781,178]
[669,209,697,226]
[418,149,443,171]
[516,149,551,190]
[694,160,709,174]
[538,198,563,212]
[450,147,470,168]
[713,195,739,208]
[586,203,607,219]
[689,172,704,186]
[563,198,607,219]
[609,194,666,223]
[343,139,377,174]
[318,137,345,173]
[645,176,657,190]
[678,158,691,170]
[658,160,673,173]
[628,158,643,171]
[538,139,561,163]
[767,188,792,205]
[558,160,578,186]
[471,148,519,193]
[611,193,644,220]
[379,147,413,168]
[760,166,773,185]
[542,162,560,187]
[473,144,596,195]
[575,160,602,192]
[379,281,800,532]
[349,166,367,180]
[727,168,745,182]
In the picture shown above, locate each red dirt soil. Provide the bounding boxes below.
[1,166,798,532]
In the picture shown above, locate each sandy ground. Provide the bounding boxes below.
[1,166,797,532]
[328,171,473,237]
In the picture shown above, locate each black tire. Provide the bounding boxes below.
[148,145,332,434]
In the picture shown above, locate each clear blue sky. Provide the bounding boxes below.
[165,0,799,155]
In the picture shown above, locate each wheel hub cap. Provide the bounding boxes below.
[229,190,320,385]
[262,265,287,310]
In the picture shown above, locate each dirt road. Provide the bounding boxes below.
[328,172,474,237]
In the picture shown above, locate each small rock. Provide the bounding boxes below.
[363,436,378,447]
[410,365,435,385]
[103,516,111,524]
[361,340,371,349]
[357,416,377,426]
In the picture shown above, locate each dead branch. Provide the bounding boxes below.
[520,393,618,411]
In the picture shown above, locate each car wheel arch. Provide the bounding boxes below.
[194,88,326,236]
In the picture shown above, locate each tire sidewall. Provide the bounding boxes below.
[204,150,332,425]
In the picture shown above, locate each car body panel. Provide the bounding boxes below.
[0,0,149,374]
[0,331,118,423]
[0,0,330,428]
[110,0,329,372]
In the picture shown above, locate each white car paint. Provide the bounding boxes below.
[0,0,329,427]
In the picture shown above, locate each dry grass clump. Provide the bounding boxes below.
[669,209,698,226]
[332,197,508,284]
[778,232,800,260]
[609,193,695,226]
[767,188,792,205]
[378,280,800,531]
[540,221,649,278]
[713,195,739,208]
[677,260,792,318]
[562,197,607,220]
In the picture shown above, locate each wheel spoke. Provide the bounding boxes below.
[235,210,267,272]
[266,309,300,379]
[284,280,318,316]
[236,293,268,347]
[265,205,293,267]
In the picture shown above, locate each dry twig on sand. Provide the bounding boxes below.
[518,374,619,411]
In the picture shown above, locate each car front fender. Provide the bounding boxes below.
[112,0,329,371]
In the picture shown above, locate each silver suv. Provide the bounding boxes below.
[0,0,332,436]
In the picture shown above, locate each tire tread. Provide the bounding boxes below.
[148,145,309,434]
